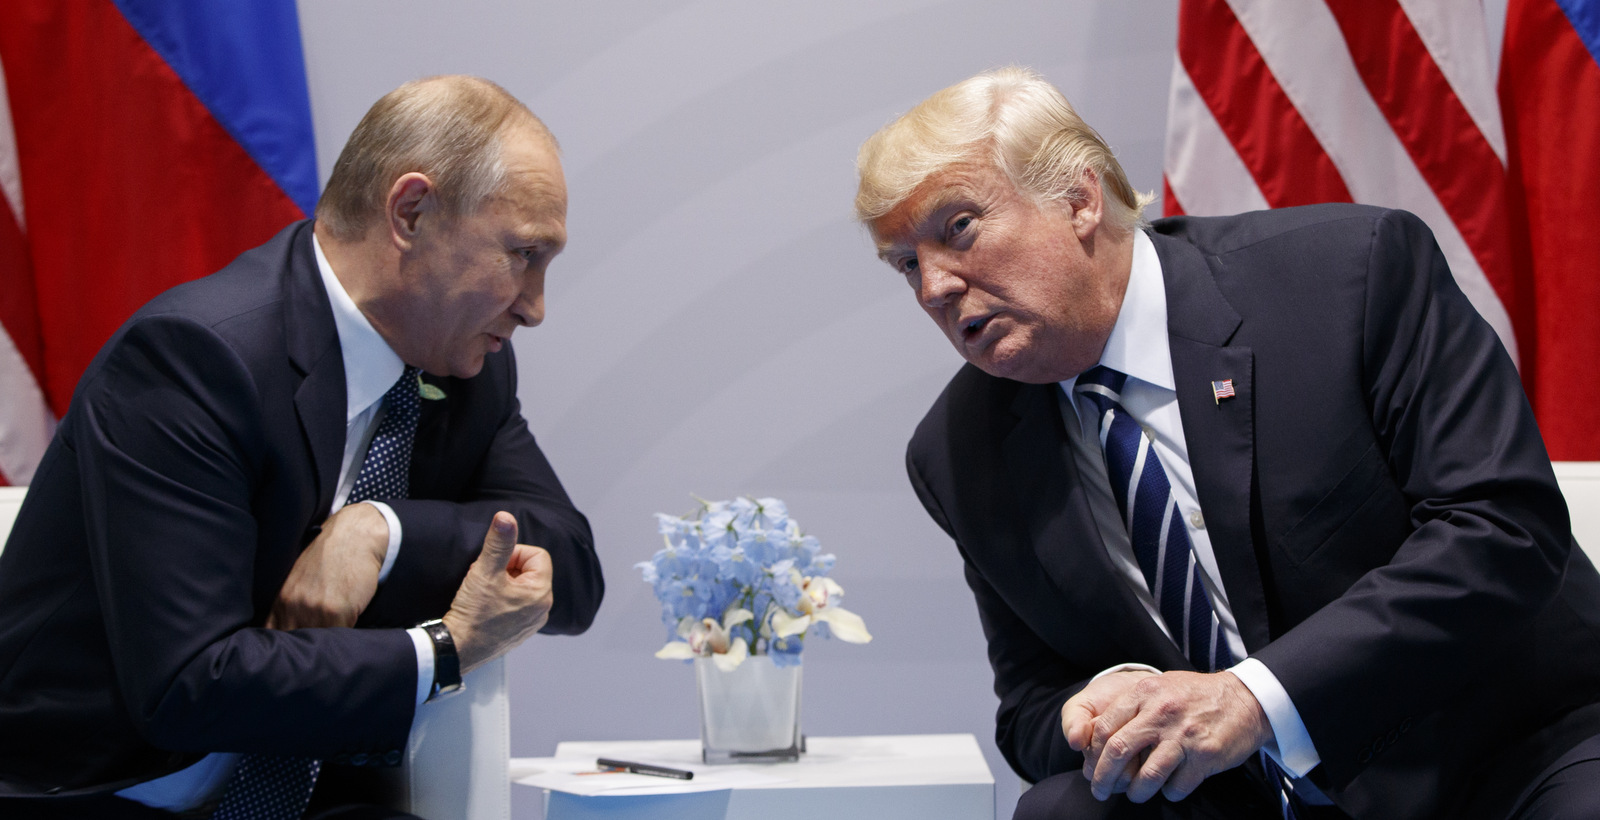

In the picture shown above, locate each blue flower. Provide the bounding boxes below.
[639,496,870,664]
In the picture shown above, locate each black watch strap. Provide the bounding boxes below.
[417,619,463,701]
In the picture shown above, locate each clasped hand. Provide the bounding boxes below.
[1061,669,1273,804]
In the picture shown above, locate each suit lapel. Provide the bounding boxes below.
[1152,231,1273,653]
[283,225,346,520]
[1003,382,1187,667]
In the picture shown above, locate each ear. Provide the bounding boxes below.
[1068,167,1105,241]
[387,172,436,251]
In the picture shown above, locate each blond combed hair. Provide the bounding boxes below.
[855,67,1151,233]
[316,75,554,241]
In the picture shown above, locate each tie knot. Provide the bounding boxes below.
[1076,365,1127,407]
[388,366,420,405]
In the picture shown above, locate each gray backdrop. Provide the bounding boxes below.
[295,3,1174,818]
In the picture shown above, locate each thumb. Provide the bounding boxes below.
[1062,697,1095,750]
[478,512,519,568]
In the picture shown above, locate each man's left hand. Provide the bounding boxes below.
[267,502,390,629]
[1083,671,1272,803]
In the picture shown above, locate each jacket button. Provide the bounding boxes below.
[384,749,402,766]
[351,753,369,766]
[1357,747,1373,764]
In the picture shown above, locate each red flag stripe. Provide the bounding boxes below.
[1500,0,1600,458]
[1323,0,1531,350]
[1177,0,1353,208]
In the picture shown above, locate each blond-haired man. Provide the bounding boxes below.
[860,67,1600,819]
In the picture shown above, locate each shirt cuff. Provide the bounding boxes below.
[362,500,403,583]
[1228,657,1320,777]
[407,627,434,708]
[1092,662,1162,682]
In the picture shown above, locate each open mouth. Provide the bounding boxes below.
[960,314,992,340]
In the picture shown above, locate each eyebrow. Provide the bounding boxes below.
[874,188,968,261]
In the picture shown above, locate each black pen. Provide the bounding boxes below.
[596,757,695,780]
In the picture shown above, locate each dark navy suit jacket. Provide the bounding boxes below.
[907,205,1600,818]
[0,221,603,795]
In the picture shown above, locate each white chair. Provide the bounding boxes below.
[385,657,511,820]
[0,485,510,820]
[1554,462,1600,567]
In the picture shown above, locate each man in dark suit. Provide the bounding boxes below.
[854,67,1600,819]
[0,76,603,818]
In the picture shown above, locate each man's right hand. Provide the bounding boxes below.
[441,512,554,674]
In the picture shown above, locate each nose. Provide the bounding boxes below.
[512,269,546,328]
[918,251,965,310]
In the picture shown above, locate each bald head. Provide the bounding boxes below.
[315,75,557,242]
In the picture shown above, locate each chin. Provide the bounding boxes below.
[453,356,489,379]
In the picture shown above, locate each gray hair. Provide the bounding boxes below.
[315,75,555,241]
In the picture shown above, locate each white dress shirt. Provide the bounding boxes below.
[118,236,435,810]
[1061,231,1320,777]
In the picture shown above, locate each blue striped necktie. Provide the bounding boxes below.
[212,367,421,820]
[1076,366,1302,819]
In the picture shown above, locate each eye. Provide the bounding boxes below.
[895,256,919,276]
[947,214,973,240]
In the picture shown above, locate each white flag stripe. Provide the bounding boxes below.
[0,323,54,484]
[1163,60,1270,216]
[0,54,23,229]
[1394,0,1507,163]
[1201,0,1518,359]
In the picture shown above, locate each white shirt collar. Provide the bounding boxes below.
[1061,230,1172,395]
[312,234,405,424]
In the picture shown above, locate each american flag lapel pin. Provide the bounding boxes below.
[1211,379,1236,404]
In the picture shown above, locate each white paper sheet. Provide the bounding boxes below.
[510,756,788,796]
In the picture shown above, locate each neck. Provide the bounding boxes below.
[312,221,410,359]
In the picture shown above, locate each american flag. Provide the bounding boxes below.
[1164,0,1600,459]
[1212,379,1237,403]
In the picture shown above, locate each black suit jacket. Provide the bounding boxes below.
[907,205,1600,818]
[0,221,603,796]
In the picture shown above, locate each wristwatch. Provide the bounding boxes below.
[417,618,464,701]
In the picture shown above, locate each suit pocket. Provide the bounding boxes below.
[1275,441,1408,568]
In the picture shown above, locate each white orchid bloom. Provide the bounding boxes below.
[811,605,871,644]
[766,575,872,645]
[655,609,758,664]
[769,608,810,638]
[654,641,697,660]
[712,637,749,672]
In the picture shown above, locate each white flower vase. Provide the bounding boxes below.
[694,655,803,763]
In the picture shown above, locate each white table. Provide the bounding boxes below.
[515,733,995,820]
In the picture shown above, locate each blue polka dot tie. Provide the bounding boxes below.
[1077,366,1302,819]
[213,367,422,820]
[347,366,422,505]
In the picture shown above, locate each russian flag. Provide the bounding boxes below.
[0,0,315,484]
[1500,0,1600,460]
